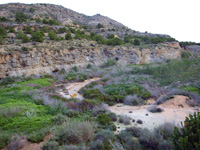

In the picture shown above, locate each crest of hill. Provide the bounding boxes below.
[0,3,127,29]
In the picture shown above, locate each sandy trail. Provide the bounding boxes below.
[109,95,200,131]
[58,77,101,100]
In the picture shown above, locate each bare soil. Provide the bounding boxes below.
[58,77,101,100]
[109,95,200,131]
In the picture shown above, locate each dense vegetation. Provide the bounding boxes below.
[0,9,200,150]
[0,54,199,149]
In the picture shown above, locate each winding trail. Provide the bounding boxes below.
[58,78,101,100]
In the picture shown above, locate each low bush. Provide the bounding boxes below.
[171,112,200,150]
[118,115,131,125]
[95,130,115,150]
[139,128,162,150]
[55,121,94,144]
[108,112,117,121]
[154,122,175,140]
[52,114,67,125]
[7,137,25,150]
[125,127,141,137]
[27,131,45,143]
[65,110,79,117]
[0,132,11,149]
[147,105,163,113]
[89,139,103,150]
[97,113,111,126]
[42,141,59,150]
[101,59,117,68]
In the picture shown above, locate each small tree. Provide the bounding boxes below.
[171,112,200,150]
[22,35,30,43]
[25,26,32,34]
[48,31,57,40]
[9,26,15,33]
[0,27,7,37]
[58,27,66,33]
[133,38,141,46]
[107,34,114,39]
[15,12,27,23]
[0,36,4,45]
[96,23,104,29]
[0,17,8,22]
[16,31,25,39]
[65,33,72,40]
[31,31,45,42]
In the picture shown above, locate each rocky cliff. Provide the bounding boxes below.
[0,41,182,78]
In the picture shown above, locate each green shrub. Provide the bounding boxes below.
[89,139,103,150]
[15,12,27,23]
[42,141,59,150]
[0,35,4,45]
[171,112,200,150]
[22,35,30,43]
[125,127,141,137]
[0,16,8,22]
[139,129,161,150]
[55,121,94,144]
[48,31,57,40]
[0,27,7,37]
[65,110,79,117]
[52,114,67,125]
[101,59,117,68]
[181,51,191,58]
[16,31,25,39]
[97,113,111,126]
[108,112,117,121]
[25,26,32,34]
[21,46,28,51]
[72,66,79,72]
[96,23,104,28]
[95,130,115,150]
[27,131,45,143]
[133,38,141,45]
[65,32,72,40]
[87,63,92,69]
[41,26,49,33]
[9,26,15,33]
[107,34,114,39]
[31,31,45,42]
[58,27,66,33]
[106,37,123,46]
[83,89,107,102]
[0,132,11,149]
[93,35,106,44]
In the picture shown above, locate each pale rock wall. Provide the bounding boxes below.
[0,42,182,78]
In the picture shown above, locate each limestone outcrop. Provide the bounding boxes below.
[0,41,182,78]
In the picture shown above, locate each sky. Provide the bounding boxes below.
[1,0,200,42]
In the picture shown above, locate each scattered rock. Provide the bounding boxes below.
[137,119,143,124]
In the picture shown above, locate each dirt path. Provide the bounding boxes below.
[58,77,101,100]
[109,95,200,131]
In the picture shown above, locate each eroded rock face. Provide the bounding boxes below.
[0,42,182,78]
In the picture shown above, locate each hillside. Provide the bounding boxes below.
[0,3,200,150]
[0,3,172,39]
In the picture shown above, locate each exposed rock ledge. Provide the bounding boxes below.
[0,42,182,78]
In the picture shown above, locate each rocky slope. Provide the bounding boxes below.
[0,41,182,78]
[0,3,170,38]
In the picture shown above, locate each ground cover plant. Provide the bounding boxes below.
[0,55,200,149]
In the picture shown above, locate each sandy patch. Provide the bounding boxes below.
[109,95,200,131]
[1,135,53,150]
[58,77,101,100]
